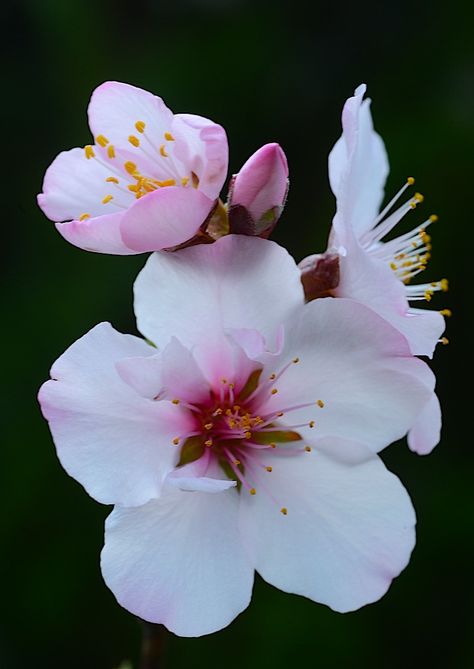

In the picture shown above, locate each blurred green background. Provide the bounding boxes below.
[3,0,472,667]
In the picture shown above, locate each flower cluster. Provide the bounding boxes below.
[38,82,448,637]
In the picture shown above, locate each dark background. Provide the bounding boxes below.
[3,0,472,667]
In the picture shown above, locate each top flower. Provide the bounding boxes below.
[37,82,229,254]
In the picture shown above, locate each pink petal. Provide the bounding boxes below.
[407,393,441,455]
[120,187,214,252]
[173,113,228,200]
[329,84,389,237]
[101,487,253,636]
[55,212,138,255]
[88,81,173,150]
[239,441,416,612]
[38,323,195,506]
[134,235,304,350]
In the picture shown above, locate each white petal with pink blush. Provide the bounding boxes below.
[37,81,228,254]
[39,235,434,634]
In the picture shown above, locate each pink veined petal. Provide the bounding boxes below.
[115,353,163,399]
[239,440,416,612]
[38,323,195,507]
[120,186,214,252]
[173,113,228,200]
[261,297,432,453]
[88,81,174,151]
[333,228,445,357]
[55,212,138,255]
[329,84,389,237]
[134,235,304,350]
[101,487,253,637]
[226,326,284,360]
[38,146,134,222]
[407,392,442,455]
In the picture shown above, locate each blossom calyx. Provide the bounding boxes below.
[299,252,340,301]
[228,143,289,237]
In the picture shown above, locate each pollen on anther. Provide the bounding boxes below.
[160,144,168,157]
[280,507,288,515]
[249,488,257,495]
[440,309,452,317]
[244,431,252,439]
[270,443,276,449]
[266,466,273,472]
[84,145,95,159]
[292,357,300,363]
[204,423,213,430]
[309,421,315,428]
[96,135,109,147]
[429,214,439,223]
[105,176,119,184]
[407,176,415,185]
[181,177,189,186]
[305,446,312,452]
[107,145,116,159]
[135,121,146,133]
[204,439,213,447]
[441,278,449,292]
[128,135,140,147]
[164,131,175,141]
[124,161,137,175]
[171,399,180,405]
[440,337,449,345]
[271,388,278,395]
[316,400,325,408]
[79,213,90,221]
[269,373,276,380]
[102,194,113,204]
[172,437,180,445]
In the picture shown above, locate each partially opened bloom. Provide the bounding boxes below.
[38,81,228,254]
[39,235,434,636]
[300,84,448,454]
[228,143,289,236]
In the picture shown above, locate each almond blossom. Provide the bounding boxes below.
[300,84,447,454]
[40,235,434,636]
[37,81,228,254]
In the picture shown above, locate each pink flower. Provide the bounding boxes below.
[300,85,448,455]
[37,81,228,254]
[39,235,433,636]
[228,143,289,236]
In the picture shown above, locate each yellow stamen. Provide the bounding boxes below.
[164,131,175,141]
[172,437,180,445]
[244,431,252,439]
[181,177,189,186]
[440,278,449,292]
[269,373,276,380]
[107,145,116,159]
[270,443,276,449]
[128,135,140,147]
[292,357,300,363]
[171,399,180,405]
[135,120,146,133]
[102,194,113,204]
[249,488,256,495]
[424,291,433,302]
[79,213,90,221]
[124,161,137,175]
[157,179,176,187]
[271,388,278,395]
[280,507,288,515]
[84,145,95,159]
[309,421,315,428]
[305,446,312,452]
[204,439,213,447]
[105,176,119,183]
[96,135,109,147]
[429,214,438,223]
[440,337,449,345]
[204,423,213,430]
[160,144,168,157]
[266,466,273,472]
[440,309,452,317]
[234,459,241,465]
[390,262,397,270]
[316,400,325,408]
[414,192,424,203]
[407,176,415,185]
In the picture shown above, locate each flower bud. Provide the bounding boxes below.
[228,143,289,236]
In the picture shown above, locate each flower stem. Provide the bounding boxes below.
[139,621,167,669]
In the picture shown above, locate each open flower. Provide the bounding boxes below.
[39,235,433,636]
[300,85,447,454]
[37,81,228,254]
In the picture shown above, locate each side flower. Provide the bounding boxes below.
[39,235,433,636]
[38,81,228,254]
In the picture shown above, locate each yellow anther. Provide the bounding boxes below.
[107,145,116,159]
[424,291,433,302]
[102,194,113,204]
[266,466,273,472]
[160,144,168,157]
[124,161,138,175]
[280,507,288,515]
[228,420,236,428]
[414,192,424,203]
[440,337,449,345]
[84,145,95,159]
[79,213,90,221]
[244,431,252,439]
[164,131,175,141]
[429,214,438,223]
[440,278,449,292]
[171,399,180,405]
[204,422,213,430]
[407,176,415,185]
[181,177,189,186]
[270,443,276,449]
[292,357,300,363]
[390,262,397,270]
[249,488,257,495]
[228,383,235,390]
[204,439,213,447]
[135,120,146,133]
[269,373,276,380]
[395,253,406,260]
[271,388,278,395]
[157,179,177,187]
[440,309,452,317]
[305,446,312,452]
[309,421,315,428]
[128,135,140,147]
[233,405,241,412]
[213,408,223,416]
[172,437,180,445]
[276,412,284,417]
[96,135,109,147]
[234,459,241,465]
[105,176,119,184]
[316,400,325,408]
